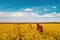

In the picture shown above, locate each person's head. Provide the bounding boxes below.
[36,23,40,26]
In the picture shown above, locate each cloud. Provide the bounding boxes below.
[56,13,60,17]
[11,8,42,17]
[52,12,56,14]
[24,8,33,12]
[11,12,26,17]
[11,12,41,17]
[0,8,60,22]
[0,10,60,18]
[52,6,57,9]
[43,8,49,12]
[0,12,13,17]
[11,11,60,18]
[0,12,4,15]
[43,14,54,17]
[43,15,53,17]
[42,12,58,17]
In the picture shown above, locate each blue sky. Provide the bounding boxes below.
[0,0,60,12]
[0,0,60,22]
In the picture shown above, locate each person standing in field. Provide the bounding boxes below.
[37,23,43,32]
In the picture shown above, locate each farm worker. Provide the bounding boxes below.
[37,23,43,32]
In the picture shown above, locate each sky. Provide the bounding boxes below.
[0,0,60,22]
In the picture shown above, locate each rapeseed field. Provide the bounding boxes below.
[0,23,60,40]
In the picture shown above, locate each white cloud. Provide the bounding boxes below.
[52,6,57,9]
[43,8,49,12]
[31,13,42,17]
[11,12,26,17]
[0,9,41,18]
[0,8,60,22]
[52,12,56,14]
[11,12,41,17]
[0,12,13,17]
[0,11,60,18]
[43,14,54,17]
[42,12,57,17]
[11,8,42,17]
[0,12,4,15]
[24,8,33,12]
[55,13,60,17]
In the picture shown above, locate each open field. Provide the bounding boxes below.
[0,22,60,40]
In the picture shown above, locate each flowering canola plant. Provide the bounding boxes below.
[0,23,60,40]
